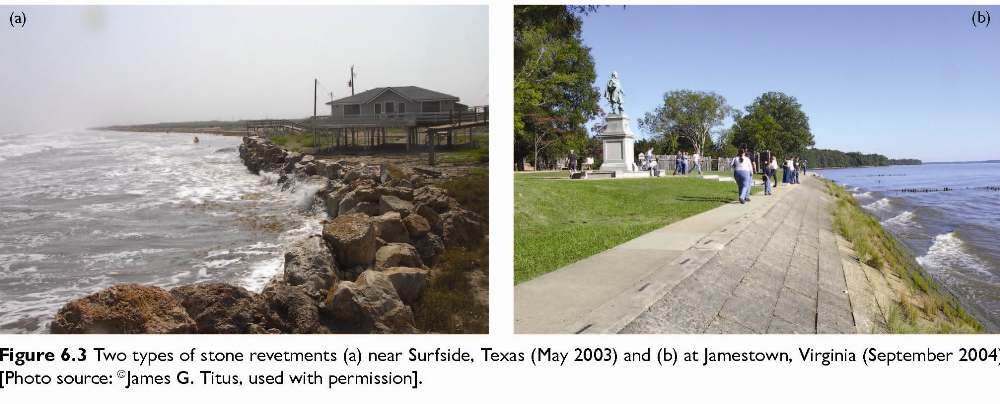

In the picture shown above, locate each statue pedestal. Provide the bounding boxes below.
[597,114,636,175]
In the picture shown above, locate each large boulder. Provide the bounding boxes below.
[413,234,445,266]
[51,284,195,334]
[255,283,322,334]
[281,152,303,173]
[338,186,379,216]
[170,283,256,333]
[415,204,443,234]
[376,185,413,201]
[325,270,416,333]
[375,243,424,269]
[283,235,339,302]
[371,212,410,243]
[343,165,382,185]
[413,186,457,212]
[441,209,485,247]
[323,185,350,218]
[294,157,318,176]
[315,160,344,180]
[403,214,431,238]
[378,195,414,216]
[382,267,429,305]
[323,213,376,267]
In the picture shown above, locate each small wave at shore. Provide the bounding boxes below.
[0,132,80,162]
[918,232,996,280]
[852,191,873,199]
[863,197,892,211]
[883,210,916,229]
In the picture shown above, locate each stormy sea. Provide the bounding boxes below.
[0,130,324,333]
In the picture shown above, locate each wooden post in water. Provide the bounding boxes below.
[313,78,317,118]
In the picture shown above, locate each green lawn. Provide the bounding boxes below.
[514,172,760,283]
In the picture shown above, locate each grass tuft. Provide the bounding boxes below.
[411,244,489,334]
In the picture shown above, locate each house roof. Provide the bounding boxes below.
[325,86,460,105]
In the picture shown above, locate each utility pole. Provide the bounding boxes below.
[313,78,318,118]
[347,65,357,96]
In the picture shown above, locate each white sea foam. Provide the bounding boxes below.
[241,256,284,292]
[0,133,79,162]
[259,171,282,185]
[883,210,916,229]
[0,254,48,273]
[852,191,873,199]
[917,232,995,279]
[863,197,891,211]
[288,180,327,212]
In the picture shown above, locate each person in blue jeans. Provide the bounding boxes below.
[731,149,755,204]
[765,156,777,195]
[793,157,801,184]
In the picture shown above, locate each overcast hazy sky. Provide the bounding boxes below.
[0,6,488,133]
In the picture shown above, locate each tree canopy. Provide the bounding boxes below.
[637,90,732,157]
[731,91,814,157]
[514,5,600,169]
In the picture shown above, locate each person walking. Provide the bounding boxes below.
[673,150,682,175]
[765,156,778,195]
[731,149,754,204]
[792,157,800,184]
[692,151,702,175]
[568,149,577,173]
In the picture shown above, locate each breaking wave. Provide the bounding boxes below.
[863,197,891,211]
[883,210,916,229]
[917,232,995,279]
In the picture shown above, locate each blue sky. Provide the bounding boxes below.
[581,6,1000,162]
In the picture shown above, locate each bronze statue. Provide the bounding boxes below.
[605,71,625,115]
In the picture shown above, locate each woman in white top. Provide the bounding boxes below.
[766,157,778,195]
[731,149,755,204]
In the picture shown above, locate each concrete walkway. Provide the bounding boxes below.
[515,175,860,334]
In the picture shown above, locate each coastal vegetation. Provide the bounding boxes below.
[97,120,249,135]
[514,172,758,283]
[801,148,921,168]
[824,180,981,333]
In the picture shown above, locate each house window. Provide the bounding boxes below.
[374,103,382,114]
[422,101,441,113]
[399,103,405,113]
[385,102,395,113]
[344,104,360,115]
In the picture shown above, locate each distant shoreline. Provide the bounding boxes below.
[815,160,999,170]
[96,126,246,136]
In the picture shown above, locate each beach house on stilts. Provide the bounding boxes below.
[245,85,488,153]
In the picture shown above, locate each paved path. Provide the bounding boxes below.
[516,175,861,334]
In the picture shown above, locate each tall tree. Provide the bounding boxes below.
[514,5,600,170]
[731,91,814,157]
[638,90,732,157]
